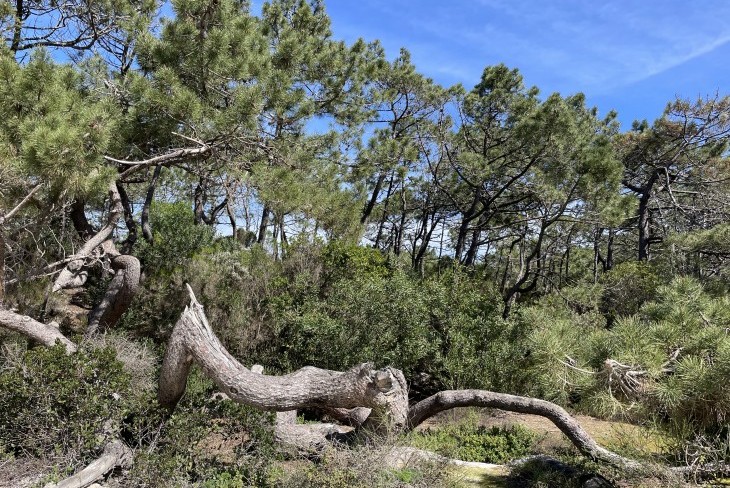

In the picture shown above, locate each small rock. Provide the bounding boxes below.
[581,473,613,488]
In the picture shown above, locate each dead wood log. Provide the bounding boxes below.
[406,390,641,469]
[44,440,132,488]
[158,285,410,435]
[159,286,643,470]
[0,308,76,353]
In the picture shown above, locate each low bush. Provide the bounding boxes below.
[123,368,277,487]
[409,415,536,464]
[0,343,131,464]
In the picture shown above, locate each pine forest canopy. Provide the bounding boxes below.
[1,1,730,486]
[1,0,728,305]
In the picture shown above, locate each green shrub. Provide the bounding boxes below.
[422,270,530,392]
[600,261,661,326]
[277,270,439,376]
[520,276,730,466]
[321,240,391,284]
[0,344,131,462]
[124,368,276,487]
[409,415,536,464]
[135,201,216,276]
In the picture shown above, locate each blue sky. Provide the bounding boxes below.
[304,0,730,128]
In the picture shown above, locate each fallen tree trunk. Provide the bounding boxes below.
[1,285,721,478]
[406,390,641,469]
[0,309,77,353]
[159,285,410,432]
[161,285,642,470]
[44,440,132,488]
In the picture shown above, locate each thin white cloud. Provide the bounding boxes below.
[324,0,730,96]
[467,0,730,92]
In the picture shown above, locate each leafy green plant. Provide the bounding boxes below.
[123,368,276,487]
[0,344,131,462]
[410,415,535,464]
[135,201,216,276]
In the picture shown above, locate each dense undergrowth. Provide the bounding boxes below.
[1,205,729,486]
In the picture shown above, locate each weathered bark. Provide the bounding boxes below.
[159,286,410,432]
[406,390,641,469]
[0,308,77,353]
[85,254,141,336]
[44,440,132,488]
[250,364,353,453]
[53,184,124,292]
[141,165,162,243]
[159,286,645,471]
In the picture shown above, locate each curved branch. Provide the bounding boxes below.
[0,309,76,353]
[46,440,132,488]
[406,390,641,469]
[85,254,141,337]
[159,286,410,431]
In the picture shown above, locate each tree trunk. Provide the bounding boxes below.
[605,228,615,271]
[117,182,137,254]
[53,184,140,335]
[361,171,388,225]
[393,183,407,256]
[407,390,641,469]
[45,440,132,488]
[141,165,162,244]
[0,309,77,353]
[413,213,439,277]
[193,178,207,225]
[463,227,480,266]
[638,193,651,261]
[85,254,141,336]
[373,171,395,249]
[159,286,410,432]
[257,204,270,245]
[53,184,124,292]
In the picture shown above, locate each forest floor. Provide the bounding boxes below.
[419,407,667,454]
[418,407,676,487]
[0,408,699,488]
